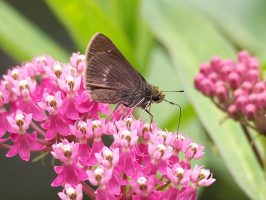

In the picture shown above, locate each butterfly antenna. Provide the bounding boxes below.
[163,90,184,93]
[164,99,182,133]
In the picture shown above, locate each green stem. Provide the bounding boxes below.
[241,124,263,168]
[82,182,95,199]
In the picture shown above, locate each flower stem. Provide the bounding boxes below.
[241,124,263,168]
[82,182,95,199]
[157,181,171,191]
[30,121,46,137]
[0,142,11,150]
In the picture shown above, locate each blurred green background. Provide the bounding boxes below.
[0,0,266,199]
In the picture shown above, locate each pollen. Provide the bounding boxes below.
[61,144,72,158]
[189,143,199,152]
[18,80,30,91]
[11,69,19,80]
[65,187,77,200]
[157,143,166,155]
[46,95,57,108]
[15,113,25,128]
[174,167,184,179]
[53,64,62,78]
[137,177,147,190]
[122,130,132,142]
[66,76,75,90]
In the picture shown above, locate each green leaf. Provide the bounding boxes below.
[46,0,134,65]
[185,0,266,57]
[0,1,68,62]
[142,0,266,199]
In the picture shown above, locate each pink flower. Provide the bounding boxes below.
[58,184,83,200]
[51,140,87,187]
[6,110,44,161]
[148,142,173,164]
[95,147,119,169]
[113,129,138,152]
[70,52,86,75]
[87,166,112,189]
[166,164,190,187]
[39,92,70,140]
[129,174,157,198]
[51,139,79,164]
[190,165,216,187]
[184,142,205,160]
[0,52,215,200]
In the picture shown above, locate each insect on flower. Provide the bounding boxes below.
[85,33,183,128]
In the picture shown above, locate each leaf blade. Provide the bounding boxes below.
[142,0,266,199]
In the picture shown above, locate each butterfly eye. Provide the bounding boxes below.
[152,95,161,102]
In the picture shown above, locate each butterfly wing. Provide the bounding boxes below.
[85,33,149,106]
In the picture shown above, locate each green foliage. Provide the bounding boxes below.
[0,1,68,62]
[142,1,266,199]
[1,0,266,199]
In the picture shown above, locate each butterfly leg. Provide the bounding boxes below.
[125,98,146,119]
[140,100,152,121]
[145,109,153,122]
[105,103,121,120]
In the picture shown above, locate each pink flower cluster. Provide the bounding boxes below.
[0,53,214,200]
[195,51,266,134]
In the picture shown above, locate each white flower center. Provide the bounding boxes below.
[137,177,147,185]
[37,56,46,63]
[53,63,62,72]
[157,144,166,152]
[122,130,132,141]
[174,167,184,176]
[94,168,104,176]
[11,69,19,79]
[77,55,85,61]
[92,120,101,127]
[66,187,76,196]
[189,143,198,151]
[177,135,185,141]
[200,169,209,178]
[15,113,25,121]
[103,148,113,159]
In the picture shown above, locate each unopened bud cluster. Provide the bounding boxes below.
[195,51,266,135]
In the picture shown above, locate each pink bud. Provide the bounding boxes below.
[201,78,214,96]
[233,89,247,99]
[220,65,233,77]
[227,104,240,119]
[244,104,257,120]
[241,81,252,93]
[210,56,221,71]
[199,63,212,75]
[194,73,205,90]
[254,82,265,93]
[255,93,265,109]
[249,57,259,69]
[235,95,248,110]
[236,63,246,74]
[248,93,257,105]
[238,51,250,64]
[228,72,241,89]
[208,72,218,82]
[246,69,259,83]
[215,86,228,102]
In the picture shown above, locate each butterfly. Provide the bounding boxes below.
[85,32,183,125]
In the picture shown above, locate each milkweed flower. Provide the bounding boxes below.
[58,184,83,200]
[0,52,215,200]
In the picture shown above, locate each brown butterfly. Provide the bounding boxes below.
[85,32,183,124]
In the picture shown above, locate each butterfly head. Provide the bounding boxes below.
[151,86,165,103]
